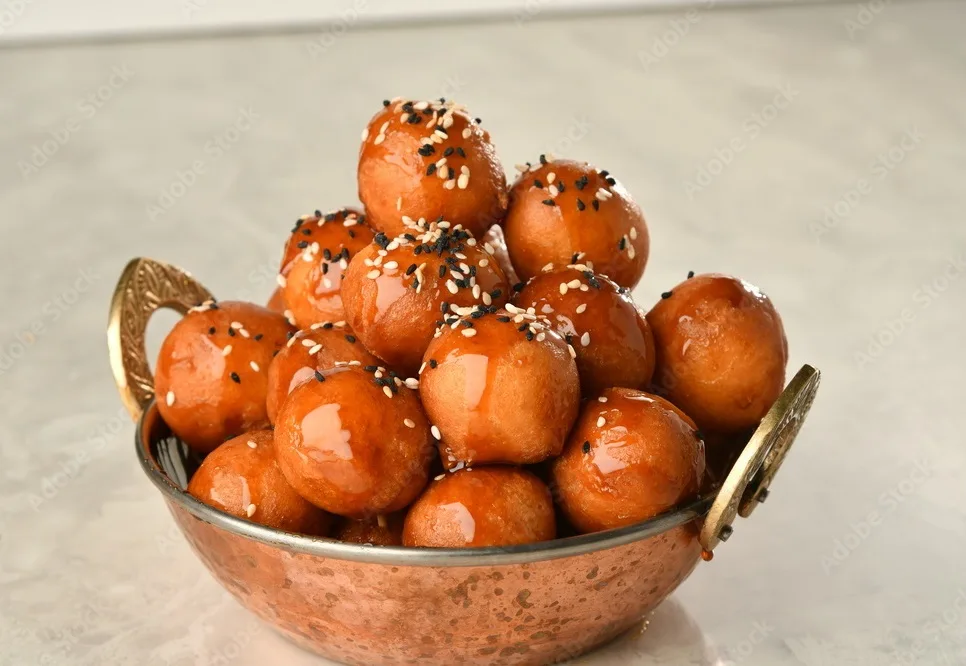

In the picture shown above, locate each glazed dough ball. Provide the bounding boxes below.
[357,98,507,238]
[266,287,286,315]
[278,208,375,329]
[187,430,331,535]
[274,366,434,518]
[551,388,706,534]
[155,300,294,454]
[265,323,379,424]
[515,265,655,396]
[403,467,556,548]
[341,221,509,375]
[503,158,649,288]
[419,306,581,467]
[646,273,788,433]
[333,513,405,546]
[481,224,520,286]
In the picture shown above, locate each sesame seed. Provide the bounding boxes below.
[479,258,489,267]
[576,304,587,314]
[446,280,459,295]
[247,440,257,448]
[629,227,638,240]
[559,283,569,295]
[367,269,381,279]
[301,339,316,347]
[482,292,492,306]
[429,359,438,368]
[345,335,356,343]
[583,441,591,454]
[581,332,591,347]
[383,386,393,398]
[598,397,608,403]
[314,370,326,382]
[547,172,556,184]
[541,199,555,206]
[405,378,419,389]
[462,128,472,139]
[662,291,673,299]
[309,344,322,355]
[431,425,442,440]
[165,391,175,407]
[568,344,577,358]
[592,200,600,211]
[461,328,477,337]
[383,261,398,270]
[404,418,416,428]
[246,504,256,517]
[443,180,456,190]
[628,245,636,260]
[457,173,469,189]
[548,185,559,197]
[596,416,606,428]
[250,361,260,372]
[687,270,695,279]
[222,345,233,356]
[276,274,287,288]
[567,279,581,289]
[230,372,241,383]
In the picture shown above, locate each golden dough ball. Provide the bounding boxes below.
[333,513,405,546]
[481,223,521,286]
[265,323,379,424]
[551,388,706,534]
[514,265,655,396]
[266,287,286,315]
[646,273,788,433]
[341,221,509,375]
[273,366,434,518]
[357,98,507,238]
[403,467,556,548]
[187,430,331,535]
[278,208,375,329]
[503,158,649,288]
[154,300,294,454]
[419,306,581,468]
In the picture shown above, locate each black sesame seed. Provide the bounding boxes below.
[324,213,336,222]
[461,320,474,328]
[518,324,529,332]
[582,441,591,454]
[301,228,312,235]
[687,270,695,279]
[456,147,466,158]
[513,282,525,293]
[592,200,600,211]
[345,335,357,343]
[661,291,673,299]
[539,154,547,165]
[364,365,378,372]
[497,316,511,323]
[474,117,482,124]
[254,334,263,341]
[600,170,610,177]
[542,199,556,206]
[407,114,421,124]
[404,234,417,242]
[296,240,308,249]
[406,263,417,275]
[557,182,566,192]
[418,144,435,157]
[448,167,455,180]
[534,179,544,189]
[619,286,629,295]
[429,359,438,369]
[606,177,617,186]
[619,237,627,251]
[576,199,586,211]
[443,147,454,157]
[412,278,420,289]
[439,265,447,278]
[414,245,423,255]
[571,254,579,264]
[440,301,449,313]
[230,372,241,383]
[348,229,356,239]
[322,322,334,329]
[287,331,295,339]
[322,263,329,274]
[382,99,390,106]
[208,327,216,335]
[374,232,390,249]
[426,163,437,176]
[695,430,705,441]
[314,370,325,382]
[575,176,589,190]
[526,331,535,341]
[470,310,485,319]
[402,101,414,111]
[273,349,279,357]
[489,289,501,299]
[323,248,332,260]
[227,328,236,337]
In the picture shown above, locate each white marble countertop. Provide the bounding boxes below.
[2,2,965,664]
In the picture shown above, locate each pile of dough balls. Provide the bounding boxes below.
[156,98,788,548]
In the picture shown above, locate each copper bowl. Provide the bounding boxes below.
[108,257,821,666]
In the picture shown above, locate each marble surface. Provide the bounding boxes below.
[2,1,965,664]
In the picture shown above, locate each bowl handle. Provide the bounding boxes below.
[698,364,821,553]
[107,258,215,421]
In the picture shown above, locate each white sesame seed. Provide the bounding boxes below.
[463,128,472,139]
[559,283,569,295]
[405,378,419,389]
[628,245,636,260]
[276,274,287,288]
[383,261,398,270]
[482,292,492,306]
[580,285,590,292]
[472,284,481,299]
[629,227,638,240]
[165,391,175,407]
[374,135,385,145]
[309,344,322,355]
[547,172,556,184]
[380,121,390,133]
[247,440,257,448]
[404,418,416,428]
[435,474,446,481]
[230,321,243,330]
[576,304,587,314]
[222,345,233,356]
[479,258,489,268]
[542,263,555,272]
[598,397,608,403]
[396,197,402,211]
[302,339,316,347]
[446,280,458,295]
[348,360,361,366]
[367,269,381,279]
[548,185,559,197]
[581,332,591,347]
[383,386,393,399]
[461,328,477,337]
[246,504,256,517]
[483,242,495,254]
[457,173,469,190]
[443,180,456,190]
[596,416,606,428]
[568,344,577,358]
[436,157,448,168]
[595,190,608,201]
[323,278,333,289]
[285,310,296,326]
[361,127,369,141]
[536,332,546,342]
[431,425,442,440]
[386,241,400,251]
[250,361,260,372]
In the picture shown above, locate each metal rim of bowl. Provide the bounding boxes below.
[137,400,713,567]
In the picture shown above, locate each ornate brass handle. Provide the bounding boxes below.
[107,258,214,421]
[699,364,821,552]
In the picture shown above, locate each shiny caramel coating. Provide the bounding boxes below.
[646,273,788,433]
[551,388,706,534]
[155,301,294,454]
[333,513,405,546]
[358,99,507,238]
[265,324,379,424]
[341,222,508,375]
[273,366,434,518]
[419,307,580,468]
[187,430,331,535]
[503,159,649,288]
[279,208,375,329]
[515,266,655,396]
[403,467,556,548]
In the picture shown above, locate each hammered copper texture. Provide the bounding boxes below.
[170,503,701,666]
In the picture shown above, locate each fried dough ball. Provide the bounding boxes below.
[551,388,706,534]
[273,366,434,518]
[419,306,580,468]
[333,513,405,546]
[403,467,555,548]
[357,98,507,238]
[341,221,509,375]
[265,324,379,424]
[187,430,331,535]
[278,208,375,329]
[503,158,649,288]
[155,300,294,454]
[481,224,520,286]
[514,265,655,396]
[266,288,286,315]
[646,273,788,433]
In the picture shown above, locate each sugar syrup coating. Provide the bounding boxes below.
[333,513,405,546]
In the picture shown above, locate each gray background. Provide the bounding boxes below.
[1,1,965,664]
